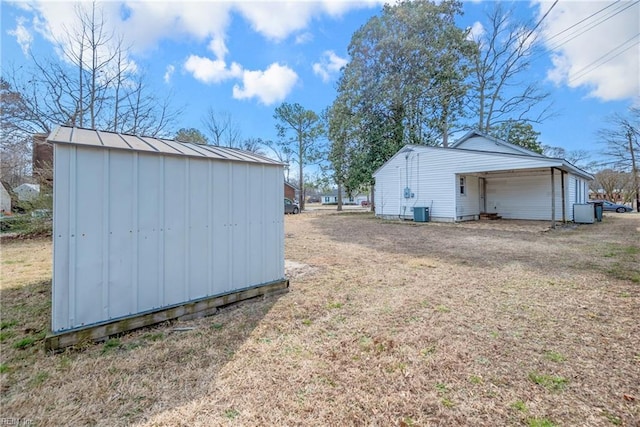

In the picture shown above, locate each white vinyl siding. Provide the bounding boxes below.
[456,175,479,220]
[452,135,543,156]
[484,170,565,220]
[374,143,592,222]
[568,176,589,221]
[375,150,456,221]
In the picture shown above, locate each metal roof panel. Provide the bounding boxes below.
[72,127,103,146]
[120,134,157,152]
[47,126,284,166]
[96,130,131,150]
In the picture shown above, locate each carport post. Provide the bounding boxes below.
[551,168,556,229]
[561,170,566,223]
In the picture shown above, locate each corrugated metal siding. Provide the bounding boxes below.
[52,144,284,332]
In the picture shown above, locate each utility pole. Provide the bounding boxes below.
[628,129,640,212]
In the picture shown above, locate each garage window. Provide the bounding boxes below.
[459,176,466,195]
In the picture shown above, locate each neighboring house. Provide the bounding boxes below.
[373,130,593,223]
[14,183,40,202]
[284,181,298,201]
[0,182,11,213]
[322,190,339,204]
[322,190,369,205]
[588,189,628,203]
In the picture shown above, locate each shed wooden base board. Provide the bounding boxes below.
[45,279,289,351]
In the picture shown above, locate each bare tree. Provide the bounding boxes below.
[542,145,594,170]
[202,109,242,148]
[117,73,180,137]
[598,107,639,211]
[590,169,635,203]
[2,1,180,138]
[265,140,294,182]
[0,79,35,186]
[468,3,552,132]
[0,135,31,187]
[238,137,266,155]
[51,1,119,129]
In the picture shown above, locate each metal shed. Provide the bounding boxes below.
[47,126,287,347]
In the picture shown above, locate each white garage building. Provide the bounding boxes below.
[373,131,593,223]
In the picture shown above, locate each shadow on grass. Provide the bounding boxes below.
[0,277,287,425]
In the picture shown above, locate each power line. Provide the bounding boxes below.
[544,1,639,53]
[568,33,640,83]
[545,0,622,42]
[530,0,559,42]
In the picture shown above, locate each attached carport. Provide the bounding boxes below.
[455,160,593,226]
[374,138,594,223]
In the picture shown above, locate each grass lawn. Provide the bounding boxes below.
[0,211,638,426]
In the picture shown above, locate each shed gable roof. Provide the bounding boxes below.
[48,126,283,166]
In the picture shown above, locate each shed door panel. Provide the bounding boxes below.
[74,148,105,327]
[137,155,163,310]
[187,158,210,300]
[211,163,231,295]
[246,165,265,286]
[163,157,187,305]
[231,164,248,290]
[52,146,71,331]
[107,151,135,319]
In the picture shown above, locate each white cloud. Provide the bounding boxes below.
[295,32,314,45]
[234,2,318,41]
[117,2,232,54]
[184,56,243,84]
[164,65,175,84]
[17,2,232,58]
[8,0,379,104]
[8,17,33,55]
[536,0,640,101]
[208,37,228,60]
[235,0,383,41]
[14,0,383,55]
[233,63,298,105]
[312,50,348,83]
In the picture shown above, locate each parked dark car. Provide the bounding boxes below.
[284,198,300,214]
[589,200,633,213]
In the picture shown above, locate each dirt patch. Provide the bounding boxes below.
[1,211,638,426]
[285,259,316,280]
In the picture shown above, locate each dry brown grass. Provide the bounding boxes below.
[0,238,52,289]
[1,212,638,426]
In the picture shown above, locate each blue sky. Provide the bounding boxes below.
[2,0,639,168]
